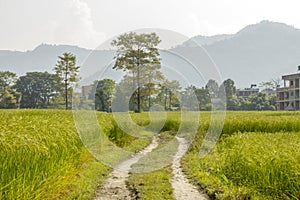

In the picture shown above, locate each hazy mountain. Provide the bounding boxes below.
[173,20,300,87]
[1,20,300,88]
[181,34,233,47]
[0,44,90,74]
[0,44,117,86]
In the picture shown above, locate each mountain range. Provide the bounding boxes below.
[1,20,300,88]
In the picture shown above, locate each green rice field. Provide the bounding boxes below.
[1,110,300,199]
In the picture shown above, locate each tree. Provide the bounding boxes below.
[259,81,278,96]
[246,93,276,111]
[219,79,236,110]
[271,78,281,88]
[157,80,181,111]
[181,85,215,111]
[194,87,211,110]
[181,85,199,111]
[0,71,18,108]
[205,79,219,98]
[54,53,80,110]
[259,81,275,91]
[15,72,58,108]
[143,67,164,110]
[112,78,131,112]
[222,78,236,98]
[94,79,116,112]
[111,32,161,112]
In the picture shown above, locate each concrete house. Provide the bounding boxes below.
[236,84,259,98]
[277,72,300,110]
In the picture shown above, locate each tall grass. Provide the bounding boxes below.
[183,111,300,199]
[0,110,151,199]
[221,111,300,135]
[3,110,300,199]
[220,132,300,199]
[0,110,84,199]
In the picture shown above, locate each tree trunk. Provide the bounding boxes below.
[148,75,152,111]
[65,65,68,110]
[137,65,141,112]
[148,86,151,110]
[164,89,167,111]
[137,49,141,113]
[169,91,172,111]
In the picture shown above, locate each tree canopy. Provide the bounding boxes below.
[94,79,116,112]
[0,71,18,108]
[111,32,162,112]
[15,72,58,108]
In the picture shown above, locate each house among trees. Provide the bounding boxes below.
[81,85,93,100]
[236,84,259,98]
[277,71,300,110]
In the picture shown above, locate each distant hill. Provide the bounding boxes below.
[1,20,300,88]
[181,34,233,47]
[0,44,117,86]
[174,20,300,87]
[0,44,91,74]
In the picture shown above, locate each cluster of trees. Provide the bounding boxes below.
[0,53,80,109]
[214,79,276,111]
[90,77,276,112]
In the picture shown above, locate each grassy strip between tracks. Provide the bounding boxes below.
[127,131,177,200]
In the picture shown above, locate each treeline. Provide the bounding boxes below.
[0,69,276,111]
[82,77,276,112]
[0,53,79,109]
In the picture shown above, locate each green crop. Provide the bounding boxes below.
[0,110,150,199]
[183,111,300,199]
[2,110,300,199]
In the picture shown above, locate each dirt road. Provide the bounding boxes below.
[171,136,208,200]
[93,136,159,200]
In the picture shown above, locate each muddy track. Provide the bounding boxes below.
[171,136,208,200]
[93,136,159,200]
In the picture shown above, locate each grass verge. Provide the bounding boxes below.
[127,168,175,200]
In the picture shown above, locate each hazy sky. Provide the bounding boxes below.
[1,0,300,51]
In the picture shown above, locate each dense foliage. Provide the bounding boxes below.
[0,53,80,110]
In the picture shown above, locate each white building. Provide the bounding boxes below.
[277,72,300,110]
[81,85,94,99]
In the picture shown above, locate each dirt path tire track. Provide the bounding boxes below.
[93,136,159,200]
[171,136,208,200]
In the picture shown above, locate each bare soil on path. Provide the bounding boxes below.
[171,136,208,200]
[93,136,159,200]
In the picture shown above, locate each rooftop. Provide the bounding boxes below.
[282,72,300,80]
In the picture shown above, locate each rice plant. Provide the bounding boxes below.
[183,111,300,199]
